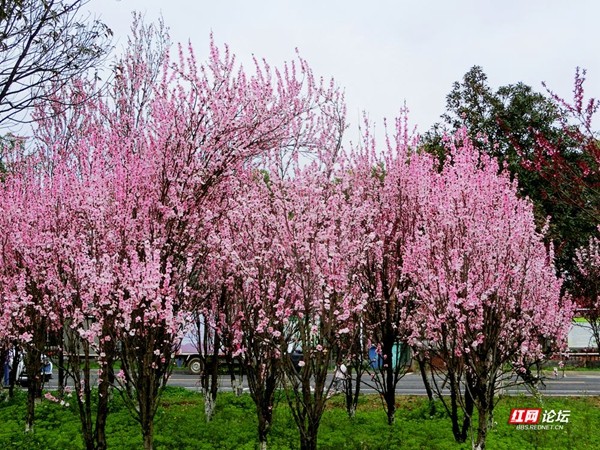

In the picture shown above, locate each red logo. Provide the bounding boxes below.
[508,408,541,424]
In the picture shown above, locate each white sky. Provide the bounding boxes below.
[87,0,600,139]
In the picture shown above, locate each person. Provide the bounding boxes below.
[3,348,13,387]
[558,360,566,378]
[333,363,348,393]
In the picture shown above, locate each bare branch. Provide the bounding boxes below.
[0,0,112,129]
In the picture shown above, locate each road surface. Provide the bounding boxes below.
[41,369,600,396]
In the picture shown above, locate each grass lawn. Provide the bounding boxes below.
[573,317,591,323]
[0,387,599,449]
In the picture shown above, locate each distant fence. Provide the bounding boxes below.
[559,352,600,369]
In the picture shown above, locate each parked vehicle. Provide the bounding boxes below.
[174,329,231,375]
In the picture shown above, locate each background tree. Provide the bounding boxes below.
[421,66,597,277]
[526,70,600,321]
[0,0,112,128]
[428,66,561,168]
[530,68,600,218]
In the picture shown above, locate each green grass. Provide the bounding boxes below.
[1,388,599,449]
[573,317,590,323]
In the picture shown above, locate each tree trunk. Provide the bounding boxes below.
[204,391,216,422]
[461,384,474,441]
[118,327,174,450]
[137,366,157,450]
[346,403,356,419]
[227,353,243,396]
[383,351,396,425]
[344,365,360,419]
[417,355,436,415]
[204,334,220,422]
[57,343,65,396]
[142,419,154,450]
[94,370,112,450]
[0,347,7,388]
[299,423,318,450]
[232,376,243,396]
[257,407,272,450]
[385,397,396,425]
[25,386,38,432]
[94,323,115,450]
[70,336,94,450]
[299,437,317,450]
[474,404,488,450]
[589,319,600,356]
[24,347,43,432]
[7,346,19,399]
[284,368,325,450]
[448,372,468,443]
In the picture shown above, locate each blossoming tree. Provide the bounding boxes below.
[268,161,370,450]
[209,171,293,449]
[25,15,346,450]
[404,130,573,450]
[0,163,62,432]
[346,113,435,424]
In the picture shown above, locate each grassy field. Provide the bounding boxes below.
[1,387,599,449]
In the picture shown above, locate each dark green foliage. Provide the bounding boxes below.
[421,66,600,281]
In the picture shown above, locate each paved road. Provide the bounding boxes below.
[42,370,600,396]
[167,371,600,396]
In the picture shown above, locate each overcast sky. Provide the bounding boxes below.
[87,0,600,138]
